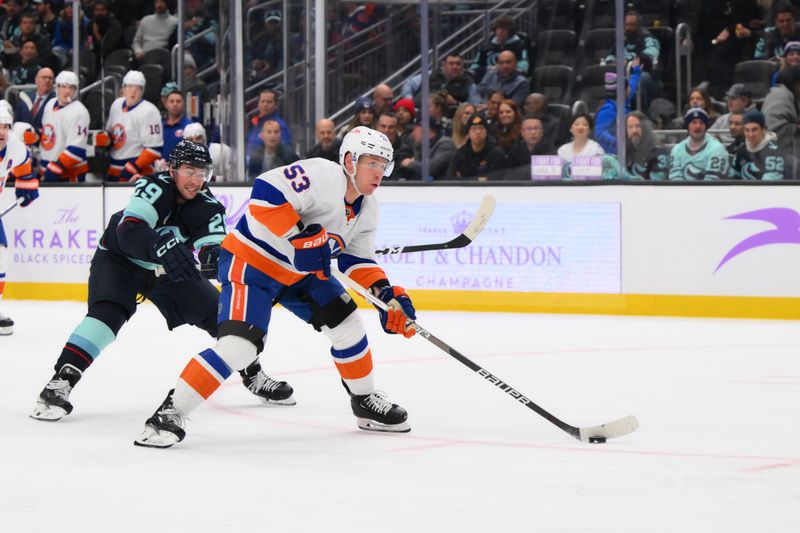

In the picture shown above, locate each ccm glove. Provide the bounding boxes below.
[289,224,332,279]
[120,161,143,182]
[376,285,417,338]
[151,234,201,282]
[198,245,221,279]
[43,160,67,181]
[14,177,40,207]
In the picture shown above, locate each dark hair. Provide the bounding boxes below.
[624,9,641,22]
[688,86,712,112]
[378,111,398,121]
[492,15,516,33]
[259,88,279,101]
[774,1,795,19]
[571,112,594,129]
[520,114,544,125]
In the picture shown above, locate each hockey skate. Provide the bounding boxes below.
[30,364,82,421]
[348,386,410,433]
[240,364,296,406]
[134,390,186,448]
[0,312,13,335]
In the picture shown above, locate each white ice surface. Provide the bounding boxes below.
[1,300,799,532]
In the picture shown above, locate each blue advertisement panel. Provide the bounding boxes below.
[375,202,621,293]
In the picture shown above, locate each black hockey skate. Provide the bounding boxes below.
[134,390,186,448]
[240,362,296,406]
[30,364,82,421]
[344,381,410,433]
[0,313,13,335]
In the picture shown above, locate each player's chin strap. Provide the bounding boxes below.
[343,154,365,196]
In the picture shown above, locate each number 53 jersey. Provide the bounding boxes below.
[100,172,227,271]
[224,157,386,288]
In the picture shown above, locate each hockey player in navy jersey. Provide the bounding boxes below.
[30,141,294,421]
[0,108,39,335]
[668,108,730,181]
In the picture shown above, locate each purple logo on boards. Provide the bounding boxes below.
[715,208,800,272]
[450,210,471,234]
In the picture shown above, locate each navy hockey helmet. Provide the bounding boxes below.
[169,139,213,181]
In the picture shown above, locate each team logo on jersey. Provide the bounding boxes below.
[741,162,760,181]
[715,208,800,272]
[41,123,56,151]
[684,163,704,180]
[111,123,127,151]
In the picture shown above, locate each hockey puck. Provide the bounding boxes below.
[588,436,607,444]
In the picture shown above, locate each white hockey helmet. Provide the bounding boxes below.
[0,107,13,126]
[182,122,207,143]
[55,70,79,88]
[123,70,146,88]
[0,100,13,121]
[339,126,394,181]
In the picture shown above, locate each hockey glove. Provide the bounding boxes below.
[151,234,201,282]
[120,161,143,182]
[198,244,221,279]
[14,177,39,207]
[289,224,331,280]
[43,160,67,181]
[375,285,417,338]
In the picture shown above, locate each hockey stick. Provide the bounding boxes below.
[333,270,639,444]
[0,197,24,219]
[374,195,496,256]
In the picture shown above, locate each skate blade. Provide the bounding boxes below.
[356,417,411,433]
[133,426,181,448]
[258,395,297,406]
[30,402,67,421]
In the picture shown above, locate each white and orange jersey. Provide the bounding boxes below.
[39,99,90,177]
[106,97,163,177]
[222,157,388,288]
[0,133,33,193]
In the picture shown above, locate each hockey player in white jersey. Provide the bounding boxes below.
[0,108,39,334]
[39,71,91,183]
[182,122,232,181]
[135,127,418,448]
[106,70,163,181]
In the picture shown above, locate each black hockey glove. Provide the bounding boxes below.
[151,234,201,282]
[198,245,221,279]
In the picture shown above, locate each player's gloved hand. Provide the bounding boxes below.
[198,244,220,279]
[289,224,331,280]
[121,161,143,182]
[150,234,201,282]
[375,285,417,338]
[43,160,67,181]
[14,177,39,207]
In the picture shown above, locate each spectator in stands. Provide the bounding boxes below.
[52,1,89,68]
[731,109,788,179]
[400,53,481,107]
[483,89,505,128]
[182,52,207,103]
[494,99,522,158]
[392,97,415,145]
[763,64,800,160]
[182,122,233,181]
[595,66,641,154]
[132,0,177,63]
[604,10,659,114]
[35,0,59,40]
[523,93,566,147]
[246,119,298,180]
[1,0,27,43]
[755,2,800,60]
[773,40,800,85]
[451,102,476,148]
[710,84,753,144]
[447,113,506,181]
[161,85,192,158]
[87,0,123,62]
[477,50,529,109]
[306,118,341,162]
[375,111,410,180]
[625,111,668,180]
[339,95,376,138]
[9,38,41,84]
[15,66,54,130]
[372,83,394,116]
[396,116,455,181]
[249,9,283,83]
[470,15,530,81]
[705,0,762,94]
[668,108,730,180]
[507,115,556,179]
[674,86,719,127]
[726,110,746,155]
[557,113,604,165]
[245,88,291,162]
[171,0,217,69]
[6,12,51,68]
[428,92,451,136]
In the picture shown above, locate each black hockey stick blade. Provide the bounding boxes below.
[0,197,23,219]
[374,195,496,255]
[334,270,639,443]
